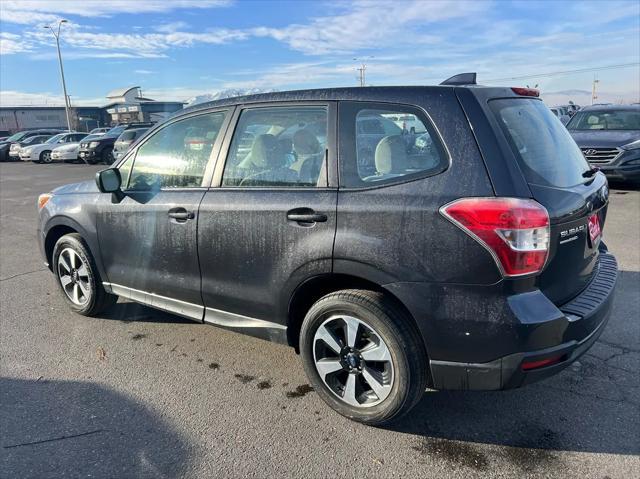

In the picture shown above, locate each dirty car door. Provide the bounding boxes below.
[96,110,230,319]
[197,103,337,341]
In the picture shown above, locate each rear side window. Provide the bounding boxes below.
[222,106,328,187]
[490,99,590,188]
[340,102,448,187]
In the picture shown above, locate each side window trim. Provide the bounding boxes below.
[337,101,451,190]
[210,101,338,189]
[119,108,233,191]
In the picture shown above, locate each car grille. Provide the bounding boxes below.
[581,147,620,165]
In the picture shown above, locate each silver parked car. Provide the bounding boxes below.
[112,128,149,161]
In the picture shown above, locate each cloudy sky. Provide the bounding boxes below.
[0,0,638,106]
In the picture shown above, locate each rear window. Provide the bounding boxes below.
[119,131,137,141]
[490,99,590,188]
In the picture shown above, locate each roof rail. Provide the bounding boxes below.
[440,72,477,86]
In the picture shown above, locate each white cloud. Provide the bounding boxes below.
[25,26,247,58]
[134,69,155,75]
[0,89,66,106]
[0,33,32,55]
[155,21,190,33]
[0,1,231,24]
[252,0,486,54]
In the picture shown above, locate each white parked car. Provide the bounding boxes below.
[89,127,111,136]
[20,132,87,163]
[382,113,426,134]
[51,134,93,162]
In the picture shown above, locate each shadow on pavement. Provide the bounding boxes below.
[0,377,191,478]
[386,271,640,457]
[98,301,195,324]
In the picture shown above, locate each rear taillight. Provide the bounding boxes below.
[440,197,550,277]
[511,87,540,97]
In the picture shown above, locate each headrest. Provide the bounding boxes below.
[375,135,407,174]
[249,134,277,167]
[293,129,321,156]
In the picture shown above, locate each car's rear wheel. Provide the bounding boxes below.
[40,150,52,163]
[300,289,428,425]
[53,233,117,316]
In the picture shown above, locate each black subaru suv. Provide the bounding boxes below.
[78,122,154,164]
[37,75,617,425]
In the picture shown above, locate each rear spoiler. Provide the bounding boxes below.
[440,73,477,86]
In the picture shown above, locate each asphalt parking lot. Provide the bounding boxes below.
[1,161,638,478]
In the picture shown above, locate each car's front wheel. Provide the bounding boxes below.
[52,233,117,316]
[101,149,114,165]
[40,150,52,163]
[300,289,428,425]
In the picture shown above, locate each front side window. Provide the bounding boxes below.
[127,111,226,190]
[340,103,448,187]
[222,106,328,187]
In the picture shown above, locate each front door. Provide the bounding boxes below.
[197,104,337,339]
[96,109,231,320]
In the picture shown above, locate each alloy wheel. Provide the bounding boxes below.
[57,248,91,305]
[42,151,52,163]
[313,314,394,407]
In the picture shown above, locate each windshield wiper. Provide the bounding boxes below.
[582,167,600,178]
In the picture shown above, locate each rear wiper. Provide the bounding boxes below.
[582,167,600,178]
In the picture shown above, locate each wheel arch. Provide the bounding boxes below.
[43,217,104,279]
[286,273,423,353]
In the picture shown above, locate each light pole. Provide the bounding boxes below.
[353,56,374,87]
[44,20,72,131]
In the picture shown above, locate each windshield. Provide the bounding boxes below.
[107,125,126,137]
[567,109,640,131]
[490,98,590,188]
[6,132,27,142]
[46,133,66,144]
[119,130,137,141]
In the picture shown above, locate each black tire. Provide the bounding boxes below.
[40,150,52,163]
[52,233,117,316]
[300,289,428,425]
[101,148,114,165]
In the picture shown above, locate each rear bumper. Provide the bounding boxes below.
[428,252,617,390]
[384,250,618,391]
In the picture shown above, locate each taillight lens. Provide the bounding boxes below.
[440,197,550,277]
[38,193,52,210]
[511,87,540,97]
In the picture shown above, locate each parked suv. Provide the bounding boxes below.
[37,79,617,424]
[112,127,150,161]
[567,104,640,184]
[78,123,154,164]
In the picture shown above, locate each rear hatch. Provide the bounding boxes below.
[487,97,609,305]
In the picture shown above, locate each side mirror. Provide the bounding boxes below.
[95,168,124,202]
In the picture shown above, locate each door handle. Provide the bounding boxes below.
[287,208,328,224]
[168,208,195,221]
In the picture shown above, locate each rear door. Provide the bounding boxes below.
[197,103,337,337]
[482,96,609,304]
